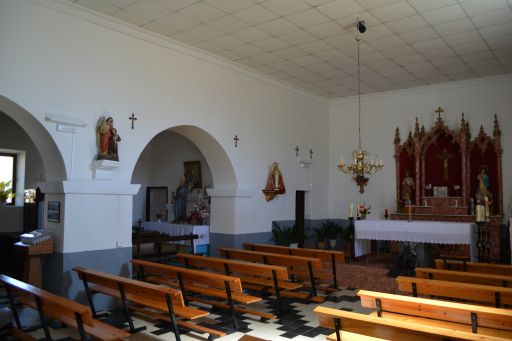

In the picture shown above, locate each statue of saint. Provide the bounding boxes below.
[269,162,285,193]
[401,170,415,202]
[96,116,121,161]
[173,177,189,223]
[475,166,492,201]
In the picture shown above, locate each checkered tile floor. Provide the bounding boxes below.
[0,286,372,341]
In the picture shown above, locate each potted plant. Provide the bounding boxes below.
[272,222,304,248]
[314,226,327,249]
[0,181,14,204]
[317,221,343,249]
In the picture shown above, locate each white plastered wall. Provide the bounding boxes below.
[329,75,512,221]
[0,0,329,252]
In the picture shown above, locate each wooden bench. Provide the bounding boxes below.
[416,267,512,287]
[435,259,512,276]
[243,242,344,290]
[131,259,275,328]
[314,305,510,341]
[218,247,324,302]
[73,267,225,341]
[132,231,198,260]
[358,290,512,339]
[0,274,129,341]
[175,253,299,313]
[397,276,512,308]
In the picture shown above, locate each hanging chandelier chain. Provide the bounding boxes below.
[357,37,361,150]
[337,22,383,193]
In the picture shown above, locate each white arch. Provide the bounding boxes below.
[169,125,237,189]
[0,95,67,181]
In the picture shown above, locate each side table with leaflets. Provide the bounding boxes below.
[14,230,54,288]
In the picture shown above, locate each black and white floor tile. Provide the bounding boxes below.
[0,287,372,341]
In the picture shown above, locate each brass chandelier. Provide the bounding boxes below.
[337,21,383,193]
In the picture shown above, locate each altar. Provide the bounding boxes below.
[142,222,209,254]
[354,220,478,262]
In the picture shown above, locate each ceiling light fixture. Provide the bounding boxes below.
[337,20,383,194]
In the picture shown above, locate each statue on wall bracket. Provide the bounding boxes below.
[96,116,121,161]
[262,162,285,201]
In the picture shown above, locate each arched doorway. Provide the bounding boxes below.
[131,125,237,255]
[0,95,66,284]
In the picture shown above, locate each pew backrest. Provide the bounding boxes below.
[435,259,512,276]
[396,276,512,307]
[416,267,512,287]
[73,266,185,309]
[314,305,507,341]
[358,289,512,332]
[132,258,243,293]
[243,243,345,265]
[218,247,322,271]
[176,253,289,280]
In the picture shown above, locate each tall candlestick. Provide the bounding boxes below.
[408,200,412,221]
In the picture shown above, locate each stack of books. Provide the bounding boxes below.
[20,230,52,244]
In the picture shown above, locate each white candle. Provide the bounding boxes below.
[349,204,354,218]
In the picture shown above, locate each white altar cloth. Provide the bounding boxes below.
[142,222,209,253]
[354,220,477,261]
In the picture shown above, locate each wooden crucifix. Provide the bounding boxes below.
[233,135,239,148]
[435,107,444,120]
[437,148,454,181]
[129,113,137,129]
[295,146,299,157]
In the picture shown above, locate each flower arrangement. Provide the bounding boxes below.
[189,209,209,225]
[155,209,164,221]
[357,203,371,219]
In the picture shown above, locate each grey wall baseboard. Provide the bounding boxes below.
[43,247,131,310]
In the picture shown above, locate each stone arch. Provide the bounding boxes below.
[0,95,67,182]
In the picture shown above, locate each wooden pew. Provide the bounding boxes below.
[131,259,275,328]
[314,305,510,341]
[175,253,299,312]
[415,267,512,287]
[358,290,512,339]
[218,247,324,302]
[0,274,129,341]
[435,259,512,276]
[396,276,512,308]
[73,267,225,341]
[243,242,344,290]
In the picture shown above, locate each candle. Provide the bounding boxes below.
[408,200,412,221]
[349,204,354,218]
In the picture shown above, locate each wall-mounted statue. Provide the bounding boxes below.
[262,162,286,201]
[96,116,121,161]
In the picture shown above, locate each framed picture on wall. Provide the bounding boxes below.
[47,201,60,223]
[184,161,202,190]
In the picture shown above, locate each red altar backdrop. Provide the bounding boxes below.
[392,109,504,261]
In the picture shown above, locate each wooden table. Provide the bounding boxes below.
[14,239,54,288]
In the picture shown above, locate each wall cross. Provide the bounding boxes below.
[233,135,239,148]
[129,113,137,129]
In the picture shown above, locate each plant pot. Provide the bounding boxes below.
[317,241,326,249]
[328,239,337,249]
[289,242,299,248]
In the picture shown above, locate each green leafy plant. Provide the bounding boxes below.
[317,221,343,240]
[0,181,14,203]
[272,221,305,246]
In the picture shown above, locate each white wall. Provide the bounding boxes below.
[329,75,512,221]
[0,113,45,232]
[0,0,330,252]
[132,130,213,222]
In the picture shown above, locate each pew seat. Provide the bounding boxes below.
[0,274,129,341]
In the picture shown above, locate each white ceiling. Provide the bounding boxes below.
[69,0,512,98]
